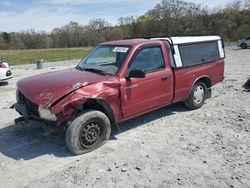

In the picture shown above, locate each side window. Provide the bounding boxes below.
[246,37,250,40]
[179,41,220,67]
[128,47,165,73]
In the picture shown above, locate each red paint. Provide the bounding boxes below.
[15,39,225,126]
[173,59,225,102]
[17,69,118,107]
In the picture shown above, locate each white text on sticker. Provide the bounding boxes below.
[113,47,129,53]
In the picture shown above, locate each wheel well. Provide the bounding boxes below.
[82,99,117,128]
[187,76,212,96]
[192,77,212,99]
[197,77,212,88]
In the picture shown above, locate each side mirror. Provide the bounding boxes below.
[127,69,145,78]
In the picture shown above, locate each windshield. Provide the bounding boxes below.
[77,45,131,76]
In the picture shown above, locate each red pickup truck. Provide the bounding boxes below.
[13,36,225,155]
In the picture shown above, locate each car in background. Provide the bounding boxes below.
[0,60,13,82]
[237,36,250,49]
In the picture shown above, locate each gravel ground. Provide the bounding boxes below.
[0,47,249,188]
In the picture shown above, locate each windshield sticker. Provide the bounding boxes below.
[113,47,129,53]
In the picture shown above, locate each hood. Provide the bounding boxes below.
[17,68,118,107]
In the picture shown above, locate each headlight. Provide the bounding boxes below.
[38,107,57,121]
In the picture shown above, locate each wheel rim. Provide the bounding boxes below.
[193,85,205,104]
[80,122,102,148]
[241,44,247,49]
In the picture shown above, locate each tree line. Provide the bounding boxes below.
[0,0,249,50]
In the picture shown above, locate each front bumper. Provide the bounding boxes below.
[12,104,65,136]
[12,103,29,117]
[11,103,56,124]
[0,69,13,82]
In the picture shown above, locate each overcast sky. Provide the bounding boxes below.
[0,0,235,32]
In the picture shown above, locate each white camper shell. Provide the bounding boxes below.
[152,36,225,68]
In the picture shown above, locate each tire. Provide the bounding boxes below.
[240,43,247,49]
[66,109,111,155]
[184,81,207,110]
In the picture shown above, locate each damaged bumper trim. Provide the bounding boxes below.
[11,103,57,124]
[12,103,29,117]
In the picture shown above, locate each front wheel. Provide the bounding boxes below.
[184,81,207,110]
[240,43,247,49]
[66,110,111,155]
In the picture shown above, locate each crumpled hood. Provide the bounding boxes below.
[17,68,119,107]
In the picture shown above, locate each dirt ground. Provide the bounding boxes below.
[0,47,249,188]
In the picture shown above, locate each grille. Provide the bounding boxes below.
[18,91,39,116]
[6,70,12,77]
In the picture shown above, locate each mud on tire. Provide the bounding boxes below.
[66,109,111,155]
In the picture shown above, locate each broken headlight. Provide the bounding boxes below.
[38,107,57,121]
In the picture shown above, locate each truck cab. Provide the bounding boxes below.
[13,36,225,155]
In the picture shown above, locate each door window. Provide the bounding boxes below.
[128,47,165,73]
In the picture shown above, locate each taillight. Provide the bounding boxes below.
[0,63,6,68]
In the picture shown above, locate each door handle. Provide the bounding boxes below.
[161,76,168,81]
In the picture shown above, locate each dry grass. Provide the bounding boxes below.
[0,47,92,65]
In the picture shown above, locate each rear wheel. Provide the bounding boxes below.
[240,43,247,49]
[66,110,111,155]
[184,81,207,110]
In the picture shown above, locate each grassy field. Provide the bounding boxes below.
[0,47,92,66]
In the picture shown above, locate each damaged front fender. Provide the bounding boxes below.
[36,82,90,108]
[50,81,121,126]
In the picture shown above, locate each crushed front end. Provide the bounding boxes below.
[12,90,59,125]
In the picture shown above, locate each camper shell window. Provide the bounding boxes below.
[151,36,225,68]
[179,41,221,67]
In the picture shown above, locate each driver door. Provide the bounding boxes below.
[120,45,173,118]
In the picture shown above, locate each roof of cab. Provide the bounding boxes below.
[101,39,154,46]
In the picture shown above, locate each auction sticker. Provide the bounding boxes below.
[113,47,129,53]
